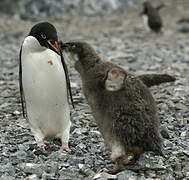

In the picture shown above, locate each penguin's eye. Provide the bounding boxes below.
[41,34,46,39]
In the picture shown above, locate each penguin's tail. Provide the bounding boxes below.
[137,74,176,88]
[148,136,166,158]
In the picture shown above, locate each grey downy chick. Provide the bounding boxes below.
[62,42,166,174]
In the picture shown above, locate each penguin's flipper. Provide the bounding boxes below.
[156,4,166,11]
[58,41,75,109]
[19,45,27,118]
[137,74,176,88]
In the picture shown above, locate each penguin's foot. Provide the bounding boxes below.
[123,157,135,165]
[37,142,46,149]
[59,144,71,152]
[107,156,123,174]
[106,162,121,174]
[124,147,144,165]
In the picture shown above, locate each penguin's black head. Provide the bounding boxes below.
[29,22,60,55]
[143,1,152,12]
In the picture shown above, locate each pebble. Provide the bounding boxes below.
[160,125,170,139]
[12,110,21,115]
[183,149,189,157]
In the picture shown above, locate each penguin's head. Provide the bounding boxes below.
[142,1,152,14]
[62,41,100,71]
[28,22,60,55]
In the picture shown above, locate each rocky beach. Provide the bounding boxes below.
[0,0,189,179]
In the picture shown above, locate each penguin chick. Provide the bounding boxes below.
[62,41,164,174]
[141,1,163,33]
[19,22,71,152]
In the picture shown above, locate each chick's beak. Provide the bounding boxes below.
[60,42,69,51]
[47,40,60,55]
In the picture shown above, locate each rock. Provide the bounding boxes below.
[0,176,15,180]
[20,163,44,177]
[160,125,170,139]
[175,103,187,110]
[183,149,189,157]
[93,172,117,180]
[59,168,83,180]
[182,162,189,177]
[12,110,21,115]
[27,174,40,180]
[180,118,188,126]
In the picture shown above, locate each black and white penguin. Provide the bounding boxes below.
[19,22,73,152]
[140,1,163,33]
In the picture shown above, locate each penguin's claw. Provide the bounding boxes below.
[37,142,46,149]
[59,145,71,152]
[106,165,121,174]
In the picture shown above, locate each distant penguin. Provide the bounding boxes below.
[62,41,167,173]
[19,22,73,152]
[140,1,163,33]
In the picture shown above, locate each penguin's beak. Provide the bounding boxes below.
[47,40,60,55]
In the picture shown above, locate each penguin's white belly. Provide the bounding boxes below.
[22,49,70,137]
[143,15,150,32]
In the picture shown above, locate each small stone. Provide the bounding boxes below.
[13,150,28,159]
[164,140,174,149]
[172,151,180,155]
[183,149,189,156]
[175,103,186,110]
[76,143,86,149]
[41,172,55,179]
[180,119,188,126]
[117,170,138,180]
[0,176,15,180]
[21,163,43,177]
[180,131,187,137]
[78,163,84,169]
[79,167,95,177]
[93,172,117,180]
[27,174,40,180]
[12,110,21,115]
[60,163,70,168]
[160,125,170,139]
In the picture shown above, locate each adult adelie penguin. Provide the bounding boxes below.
[19,22,74,152]
[140,1,163,33]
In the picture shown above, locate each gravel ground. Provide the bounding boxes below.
[0,5,189,180]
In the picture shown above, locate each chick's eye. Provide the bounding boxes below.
[41,34,46,39]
